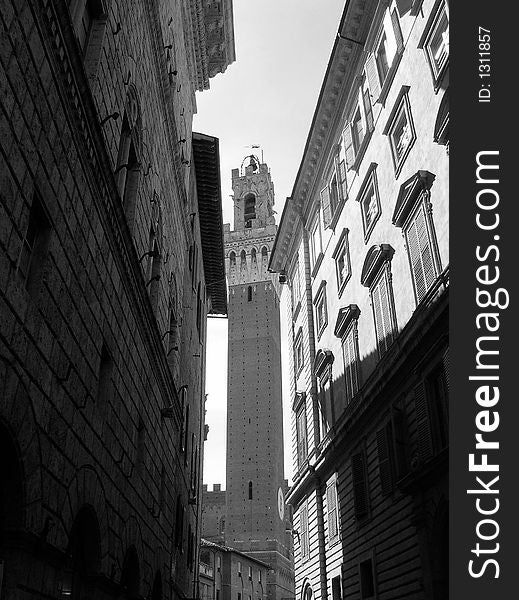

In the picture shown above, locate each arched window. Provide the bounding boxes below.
[121,546,141,599]
[116,86,141,232]
[229,251,236,268]
[261,246,268,264]
[240,250,247,267]
[63,505,102,598]
[244,193,256,227]
[251,248,257,264]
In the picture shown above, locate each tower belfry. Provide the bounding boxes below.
[223,157,294,600]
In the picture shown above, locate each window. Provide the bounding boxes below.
[116,87,141,230]
[229,251,236,268]
[356,164,381,243]
[244,193,256,228]
[290,255,302,312]
[248,566,253,580]
[175,496,184,550]
[392,170,441,304]
[332,229,351,296]
[237,561,242,576]
[96,344,113,406]
[334,304,361,404]
[247,286,253,302]
[376,406,407,495]
[294,329,304,376]
[359,558,376,599]
[296,401,308,468]
[361,245,397,359]
[309,210,323,273]
[321,146,348,229]
[352,452,369,520]
[17,193,51,297]
[420,1,449,87]
[313,282,328,340]
[343,77,375,172]
[326,478,339,545]
[258,570,262,583]
[149,238,161,314]
[331,576,342,600]
[69,0,106,79]
[414,349,449,463]
[315,349,334,440]
[365,7,404,103]
[300,502,309,561]
[383,87,416,177]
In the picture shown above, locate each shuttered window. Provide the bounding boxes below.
[300,503,310,560]
[342,323,359,403]
[296,405,308,468]
[365,8,404,104]
[414,381,434,462]
[352,452,369,519]
[405,201,439,304]
[371,268,396,358]
[326,480,339,544]
[338,159,348,200]
[321,186,332,228]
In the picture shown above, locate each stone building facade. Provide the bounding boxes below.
[222,157,294,600]
[269,1,449,600]
[0,1,234,599]
[199,539,269,600]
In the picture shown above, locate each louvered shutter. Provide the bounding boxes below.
[407,203,437,303]
[338,159,348,200]
[343,125,355,170]
[327,483,338,542]
[363,86,374,133]
[414,381,434,462]
[321,186,332,228]
[377,425,393,495]
[352,453,368,518]
[391,405,408,478]
[442,347,450,394]
[384,9,398,65]
[300,504,309,559]
[372,278,386,356]
[343,328,358,402]
[365,54,381,102]
[391,9,404,53]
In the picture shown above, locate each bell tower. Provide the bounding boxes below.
[223,156,294,600]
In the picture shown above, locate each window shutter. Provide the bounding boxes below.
[352,453,368,518]
[363,86,374,133]
[327,483,338,542]
[384,9,398,65]
[407,203,436,303]
[372,279,386,356]
[391,9,404,53]
[391,405,408,478]
[365,55,381,102]
[414,381,434,462]
[376,426,393,495]
[372,273,393,356]
[300,504,309,559]
[321,186,332,228]
[442,347,450,394]
[343,328,358,402]
[338,159,348,200]
[343,125,355,170]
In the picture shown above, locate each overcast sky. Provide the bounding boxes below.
[193,0,344,489]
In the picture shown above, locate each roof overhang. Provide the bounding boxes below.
[192,132,227,316]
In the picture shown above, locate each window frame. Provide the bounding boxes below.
[313,281,328,340]
[294,328,304,377]
[343,78,374,173]
[299,501,310,562]
[419,0,450,90]
[296,400,308,469]
[383,87,416,177]
[356,164,381,243]
[332,228,351,297]
[309,209,324,276]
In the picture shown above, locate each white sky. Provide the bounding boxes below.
[193,0,345,489]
